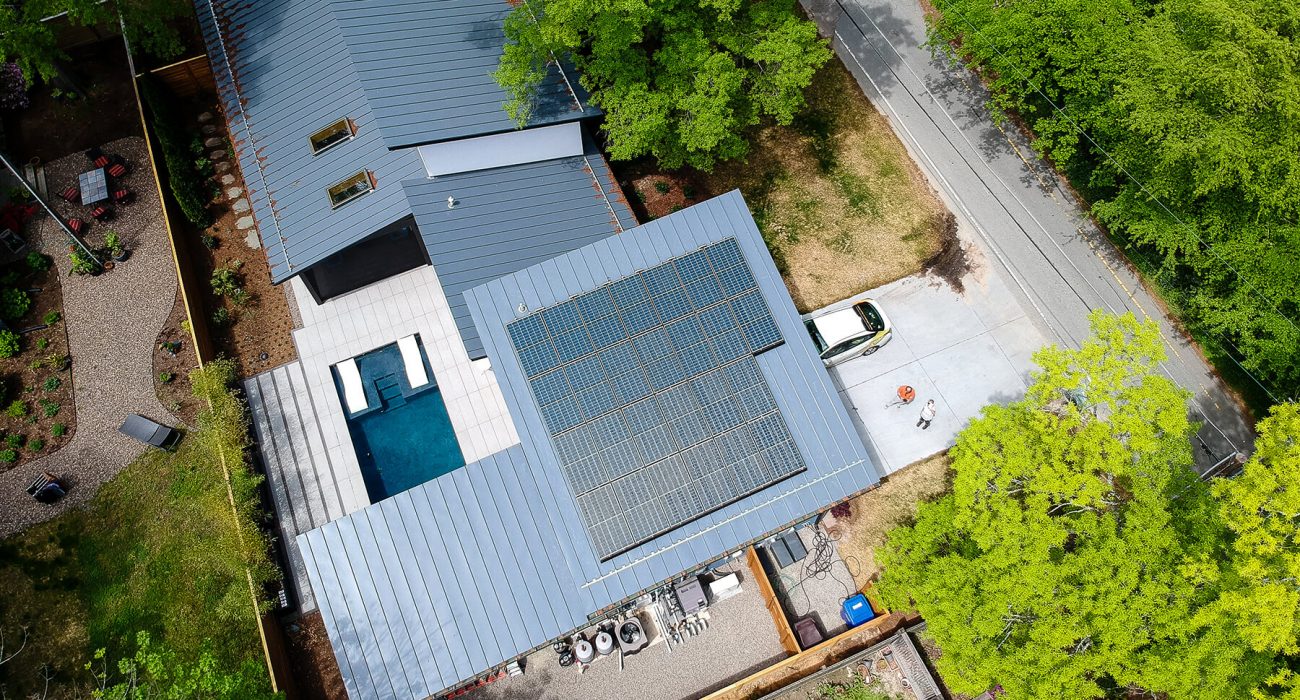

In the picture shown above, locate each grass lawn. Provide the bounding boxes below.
[0,362,276,698]
[828,453,951,589]
[623,60,955,313]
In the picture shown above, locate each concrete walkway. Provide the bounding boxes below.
[823,248,1047,474]
[0,136,177,536]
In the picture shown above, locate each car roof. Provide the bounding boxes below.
[811,307,867,346]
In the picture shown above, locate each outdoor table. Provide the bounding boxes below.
[78,167,109,204]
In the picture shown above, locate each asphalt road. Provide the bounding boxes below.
[802,0,1255,471]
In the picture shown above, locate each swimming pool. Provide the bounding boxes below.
[335,338,465,502]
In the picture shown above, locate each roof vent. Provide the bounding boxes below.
[447,195,457,209]
[517,303,528,314]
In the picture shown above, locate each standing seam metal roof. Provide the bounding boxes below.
[195,0,600,283]
[298,192,881,699]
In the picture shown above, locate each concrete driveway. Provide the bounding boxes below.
[817,257,1047,474]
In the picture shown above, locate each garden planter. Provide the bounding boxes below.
[111,249,129,263]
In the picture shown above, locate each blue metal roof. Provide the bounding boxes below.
[332,0,596,149]
[299,192,881,699]
[195,0,599,282]
[403,149,635,359]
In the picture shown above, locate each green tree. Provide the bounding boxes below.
[926,0,1300,401]
[496,0,831,170]
[876,312,1268,700]
[0,0,190,85]
[1215,404,1300,657]
[89,631,275,700]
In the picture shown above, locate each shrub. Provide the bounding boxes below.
[211,307,229,327]
[830,500,852,520]
[25,251,51,272]
[0,63,28,112]
[35,338,48,351]
[139,77,211,227]
[654,180,671,194]
[6,433,24,449]
[28,438,43,451]
[0,269,19,286]
[42,376,60,392]
[0,288,31,320]
[179,319,192,334]
[682,184,697,199]
[201,234,218,250]
[103,230,124,257]
[51,422,66,437]
[210,264,241,297]
[158,371,173,384]
[40,399,59,418]
[0,329,19,358]
[0,449,16,463]
[43,310,60,325]
[6,400,26,418]
[69,250,98,276]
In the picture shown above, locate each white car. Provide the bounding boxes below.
[803,300,893,367]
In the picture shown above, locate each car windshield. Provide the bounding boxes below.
[854,302,883,332]
[805,320,828,352]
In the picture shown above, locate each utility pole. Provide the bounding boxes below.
[0,150,102,268]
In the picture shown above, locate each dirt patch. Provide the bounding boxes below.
[1,39,143,164]
[152,287,201,426]
[177,101,297,377]
[0,259,76,475]
[826,453,952,587]
[613,61,952,312]
[921,211,968,292]
[284,612,347,700]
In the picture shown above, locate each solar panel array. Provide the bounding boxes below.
[506,238,806,559]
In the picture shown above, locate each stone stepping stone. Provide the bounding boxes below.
[225,186,243,200]
[220,174,236,185]
[202,124,218,135]
[244,229,262,250]
[236,215,256,230]
[198,112,214,123]
[232,198,250,213]
[205,136,223,148]
[215,161,231,174]
[209,149,227,161]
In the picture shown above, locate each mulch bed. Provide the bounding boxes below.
[1,39,143,164]
[173,101,297,378]
[0,259,75,474]
[283,612,347,700]
[153,286,202,426]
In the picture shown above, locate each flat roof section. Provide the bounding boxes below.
[299,192,882,699]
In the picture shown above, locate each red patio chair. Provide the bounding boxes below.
[59,186,80,204]
[90,205,113,222]
[68,218,85,235]
[93,155,110,169]
[112,189,134,205]
[107,162,128,179]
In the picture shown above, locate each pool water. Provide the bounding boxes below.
[337,339,465,502]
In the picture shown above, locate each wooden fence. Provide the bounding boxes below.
[142,56,216,101]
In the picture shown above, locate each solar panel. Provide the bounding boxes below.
[506,237,803,559]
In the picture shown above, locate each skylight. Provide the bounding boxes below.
[309,117,355,155]
[328,171,373,209]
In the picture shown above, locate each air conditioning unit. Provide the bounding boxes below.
[617,615,649,655]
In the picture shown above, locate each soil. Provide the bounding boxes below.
[0,258,76,474]
[1,39,143,164]
[152,287,202,426]
[283,612,347,700]
[179,100,297,377]
[828,453,952,587]
[921,211,968,293]
[612,61,953,313]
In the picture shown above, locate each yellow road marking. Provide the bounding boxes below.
[1079,227,1183,359]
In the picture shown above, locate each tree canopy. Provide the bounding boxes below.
[925,0,1300,401]
[495,0,831,170]
[0,0,190,86]
[877,312,1281,700]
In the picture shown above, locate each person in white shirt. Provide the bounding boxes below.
[916,399,937,430]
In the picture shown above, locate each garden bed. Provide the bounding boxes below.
[0,252,75,473]
[614,60,954,312]
[283,612,347,700]
[153,286,202,425]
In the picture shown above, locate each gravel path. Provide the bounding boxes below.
[0,136,178,537]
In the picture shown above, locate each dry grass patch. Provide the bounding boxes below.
[826,452,952,589]
[697,61,951,312]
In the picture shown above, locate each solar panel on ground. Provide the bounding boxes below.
[506,237,805,559]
